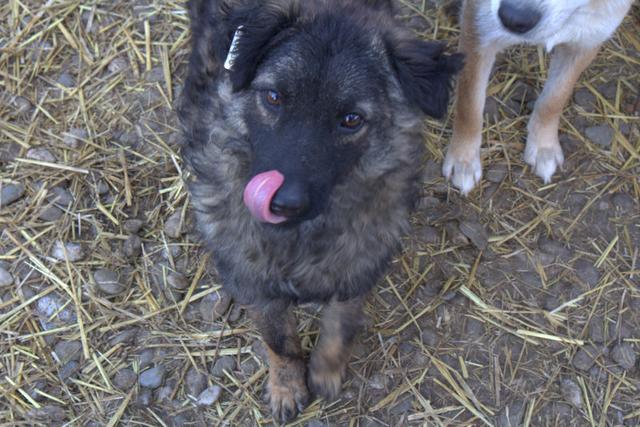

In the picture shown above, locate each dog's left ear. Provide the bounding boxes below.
[387,38,464,118]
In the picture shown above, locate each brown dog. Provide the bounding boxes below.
[178,0,462,422]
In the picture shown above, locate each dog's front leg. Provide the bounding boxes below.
[443,2,499,195]
[308,296,365,401]
[249,300,309,423]
[524,43,599,182]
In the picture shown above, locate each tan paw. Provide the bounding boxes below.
[266,364,309,424]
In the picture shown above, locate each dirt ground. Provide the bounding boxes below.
[1,1,639,426]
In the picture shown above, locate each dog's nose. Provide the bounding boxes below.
[270,181,310,219]
[498,2,542,34]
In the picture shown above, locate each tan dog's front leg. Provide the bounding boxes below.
[443,2,499,195]
[524,43,599,182]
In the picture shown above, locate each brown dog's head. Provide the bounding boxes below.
[181,0,463,224]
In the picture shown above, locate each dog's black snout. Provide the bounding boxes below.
[270,181,310,218]
[498,2,542,34]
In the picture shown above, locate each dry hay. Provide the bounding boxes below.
[0,0,639,426]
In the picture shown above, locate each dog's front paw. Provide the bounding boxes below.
[307,353,345,401]
[442,146,482,195]
[266,362,309,424]
[523,139,564,184]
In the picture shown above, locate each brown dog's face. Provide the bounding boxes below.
[184,0,463,225]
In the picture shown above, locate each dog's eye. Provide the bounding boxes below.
[264,90,282,107]
[339,113,364,132]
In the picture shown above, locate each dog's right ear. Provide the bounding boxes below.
[186,0,297,90]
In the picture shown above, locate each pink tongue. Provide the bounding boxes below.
[243,170,287,224]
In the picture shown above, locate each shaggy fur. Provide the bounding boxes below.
[178,0,462,422]
[442,0,633,194]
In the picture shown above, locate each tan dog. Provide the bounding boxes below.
[443,0,634,194]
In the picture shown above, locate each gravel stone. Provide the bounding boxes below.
[123,235,142,258]
[496,401,525,427]
[57,72,75,88]
[574,259,600,287]
[445,222,470,246]
[164,211,183,238]
[52,241,85,262]
[610,344,636,370]
[27,405,66,422]
[368,373,388,390]
[199,291,232,322]
[36,295,76,323]
[27,148,56,163]
[560,378,582,408]
[1,183,25,207]
[459,220,488,250]
[572,345,601,371]
[185,367,207,396]
[13,96,32,114]
[49,186,74,206]
[54,340,82,364]
[585,125,614,147]
[93,269,125,295]
[38,205,63,221]
[420,328,440,347]
[59,360,80,382]
[109,328,138,346]
[167,272,188,290]
[123,218,144,233]
[140,365,165,389]
[611,193,635,213]
[486,165,508,183]
[538,236,571,261]
[0,268,14,287]
[113,368,137,390]
[227,304,243,322]
[197,385,222,406]
[211,356,236,378]
[137,388,153,406]
[62,128,87,148]
[138,349,155,369]
[108,57,128,74]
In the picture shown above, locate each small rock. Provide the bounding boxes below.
[108,57,128,74]
[109,328,138,346]
[496,401,525,427]
[145,66,164,83]
[538,236,571,261]
[486,165,507,183]
[420,328,439,347]
[93,269,125,295]
[52,241,85,262]
[155,384,173,403]
[368,373,388,390]
[418,196,441,210]
[59,360,80,382]
[465,317,485,337]
[140,366,165,389]
[459,220,488,250]
[57,73,75,88]
[49,186,74,206]
[54,341,82,364]
[227,304,243,322]
[138,349,155,369]
[197,385,222,406]
[38,205,63,221]
[211,356,236,378]
[572,345,600,371]
[62,128,87,148]
[113,368,137,390]
[611,344,636,370]
[27,148,56,163]
[167,272,189,290]
[123,235,142,258]
[574,259,600,287]
[0,183,25,207]
[36,295,76,323]
[611,193,635,213]
[164,211,183,238]
[27,405,66,422]
[13,96,32,114]
[573,88,597,112]
[123,218,144,233]
[585,125,614,147]
[0,268,14,287]
[418,225,439,244]
[445,222,469,246]
[96,180,109,195]
[560,378,582,408]
[136,388,153,406]
[185,367,207,396]
[199,291,232,322]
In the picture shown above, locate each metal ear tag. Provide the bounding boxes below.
[224,26,244,71]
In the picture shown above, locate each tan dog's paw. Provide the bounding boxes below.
[307,354,345,401]
[266,362,309,424]
[524,137,564,183]
[442,144,482,195]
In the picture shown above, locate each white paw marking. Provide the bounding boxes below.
[443,149,482,195]
[523,141,564,183]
